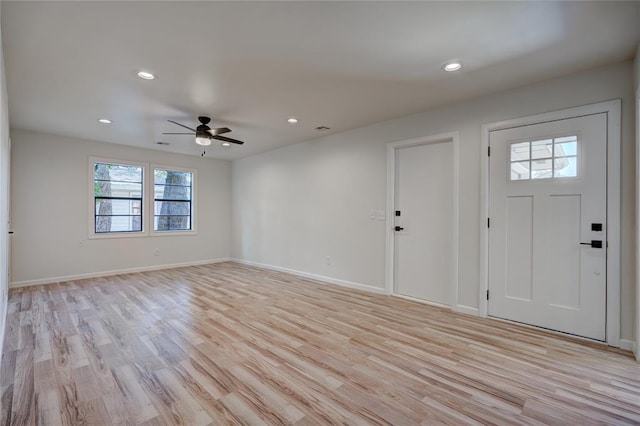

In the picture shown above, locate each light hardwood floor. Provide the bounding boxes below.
[1,262,639,425]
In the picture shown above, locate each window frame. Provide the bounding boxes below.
[150,164,197,236]
[88,157,149,239]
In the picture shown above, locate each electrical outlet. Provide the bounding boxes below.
[369,210,376,220]
[79,240,84,247]
[153,248,160,256]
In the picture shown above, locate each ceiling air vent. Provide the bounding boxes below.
[156,141,170,146]
[315,126,331,131]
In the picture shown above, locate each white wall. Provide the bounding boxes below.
[233,61,637,341]
[0,4,10,358]
[10,130,231,285]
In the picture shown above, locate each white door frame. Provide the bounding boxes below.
[635,86,640,361]
[480,99,622,347]
[385,131,459,307]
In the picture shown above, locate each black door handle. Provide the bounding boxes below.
[580,240,602,248]
[395,226,404,231]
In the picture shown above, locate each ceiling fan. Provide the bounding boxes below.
[163,116,245,147]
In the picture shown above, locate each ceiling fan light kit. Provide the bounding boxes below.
[195,135,212,146]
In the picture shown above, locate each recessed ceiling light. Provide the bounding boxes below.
[137,71,155,80]
[442,61,462,72]
[221,142,231,147]
[287,118,298,124]
[97,118,112,124]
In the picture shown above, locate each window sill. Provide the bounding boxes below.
[150,230,197,237]
[88,231,149,240]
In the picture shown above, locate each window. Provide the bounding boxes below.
[153,168,193,232]
[509,135,578,181]
[93,161,143,233]
[90,158,196,238]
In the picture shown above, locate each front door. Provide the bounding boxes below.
[488,113,607,340]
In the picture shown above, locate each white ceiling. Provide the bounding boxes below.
[2,1,639,160]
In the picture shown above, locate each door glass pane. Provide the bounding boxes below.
[555,141,577,157]
[554,135,577,144]
[554,156,577,178]
[510,161,530,180]
[531,159,553,179]
[531,139,552,159]
[510,142,530,161]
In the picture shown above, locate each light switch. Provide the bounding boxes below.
[376,210,386,220]
[369,210,376,220]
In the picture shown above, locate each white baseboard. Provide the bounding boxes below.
[392,293,450,309]
[454,304,480,316]
[10,258,232,288]
[231,258,388,295]
[619,339,635,353]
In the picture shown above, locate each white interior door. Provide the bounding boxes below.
[488,113,607,340]
[394,141,453,305]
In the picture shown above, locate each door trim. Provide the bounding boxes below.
[385,132,459,308]
[479,99,621,347]
[635,86,640,361]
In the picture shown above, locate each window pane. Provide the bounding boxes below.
[154,185,191,201]
[154,215,191,231]
[154,169,192,185]
[154,200,190,216]
[531,139,552,160]
[531,158,553,179]
[510,161,530,180]
[96,198,141,215]
[510,142,529,161]
[95,163,142,183]
[95,215,142,233]
[555,141,577,157]
[554,156,577,178]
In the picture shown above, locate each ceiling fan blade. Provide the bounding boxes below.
[168,120,197,132]
[212,135,245,145]
[207,127,231,136]
[162,132,195,135]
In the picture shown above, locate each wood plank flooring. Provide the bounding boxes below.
[1,262,639,425]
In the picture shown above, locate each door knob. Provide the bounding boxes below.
[580,240,602,248]
[395,226,404,231]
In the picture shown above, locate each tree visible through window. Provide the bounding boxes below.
[93,162,143,233]
[154,169,193,231]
